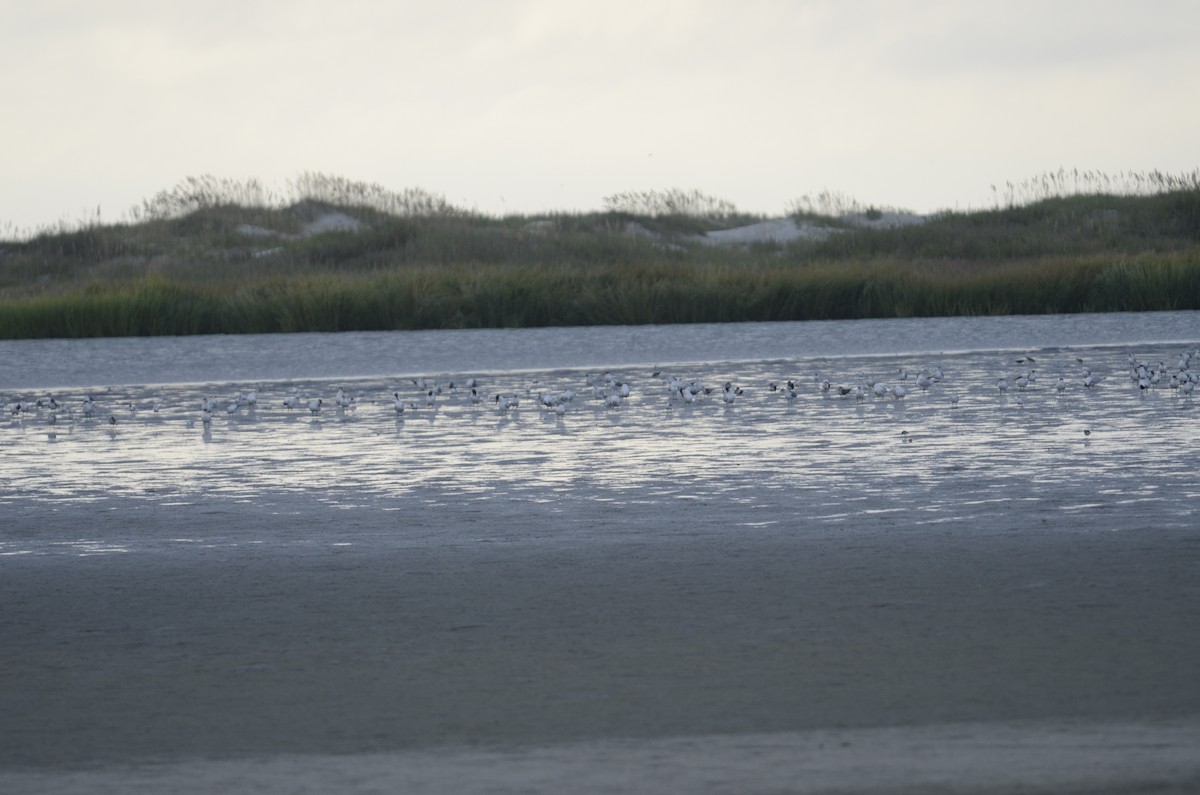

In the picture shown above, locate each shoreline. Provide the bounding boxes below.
[5,719,1200,794]
[4,502,1199,790]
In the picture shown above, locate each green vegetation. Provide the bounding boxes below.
[1,171,1198,339]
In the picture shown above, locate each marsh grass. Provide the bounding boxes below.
[3,252,1197,339]
[2,171,1198,338]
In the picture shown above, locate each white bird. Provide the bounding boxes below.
[307,398,323,415]
[1055,377,1067,393]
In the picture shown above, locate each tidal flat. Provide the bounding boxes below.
[2,312,1199,794]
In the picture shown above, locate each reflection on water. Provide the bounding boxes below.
[3,332,1198,556]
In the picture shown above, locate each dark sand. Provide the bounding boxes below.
[2,501,1199,792]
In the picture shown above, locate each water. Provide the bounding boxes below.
[4,312,1200,792]
[2,312,1199,555]
[3,311,1198,390]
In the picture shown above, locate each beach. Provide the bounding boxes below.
[2,316,1199,792]
[3,496,1200,792]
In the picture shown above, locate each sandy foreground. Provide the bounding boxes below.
[2,496,1199,794]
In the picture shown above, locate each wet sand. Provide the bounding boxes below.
[3,500,1199,792]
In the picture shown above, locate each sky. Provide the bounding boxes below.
[3,0,1199,231]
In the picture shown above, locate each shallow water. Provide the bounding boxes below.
[2,312,1199,555]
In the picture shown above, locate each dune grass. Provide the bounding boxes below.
[1,172,1198,339]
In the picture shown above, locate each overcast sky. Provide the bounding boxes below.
[4,0,1198,231]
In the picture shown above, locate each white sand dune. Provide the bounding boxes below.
[699,217,837,244]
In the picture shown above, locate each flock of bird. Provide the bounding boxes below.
[3,348,1198,433]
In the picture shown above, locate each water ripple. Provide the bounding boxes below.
[2,335,1198,553]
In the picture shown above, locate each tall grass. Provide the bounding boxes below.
[988,167,1200,209]
[129,172,468,223]
[2,254,1197,339]
[603,188,741,219]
